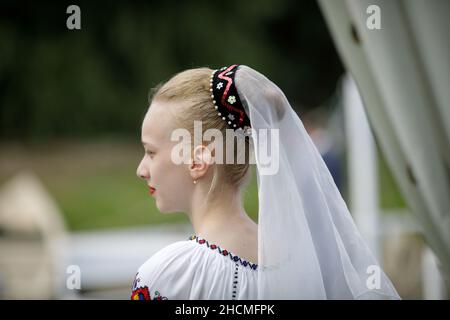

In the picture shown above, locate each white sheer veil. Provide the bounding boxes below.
[234,65,400,299]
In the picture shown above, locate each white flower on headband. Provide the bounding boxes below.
[216,82,223,90]
[228,96,236,104]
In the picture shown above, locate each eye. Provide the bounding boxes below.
[146,150,155,157]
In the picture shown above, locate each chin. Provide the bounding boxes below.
[155,201,178,214]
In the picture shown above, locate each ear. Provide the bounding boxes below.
[189,145,213,180]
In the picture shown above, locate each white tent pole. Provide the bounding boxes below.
[342,73,381,262]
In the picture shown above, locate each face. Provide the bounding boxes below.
[136,99,194,213]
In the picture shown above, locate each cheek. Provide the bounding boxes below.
[153,158,192,212]
[164,163,191,192]
[154,153,190,191]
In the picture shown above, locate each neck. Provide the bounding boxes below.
[187,183,250,237]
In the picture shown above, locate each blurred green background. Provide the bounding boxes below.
[0,0,404,231]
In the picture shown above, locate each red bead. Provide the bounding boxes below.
[210,245,217,250]
[199,239,206,244]
[222,250,228,256]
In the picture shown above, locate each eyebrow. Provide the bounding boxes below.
[142,141,157,148]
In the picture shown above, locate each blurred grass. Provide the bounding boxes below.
[0,139,403,231]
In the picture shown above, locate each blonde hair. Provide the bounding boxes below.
[150,67,253,205]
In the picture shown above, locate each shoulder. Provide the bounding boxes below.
[131,236,259,300]
[138,240,196,279]
[131,240,197,300]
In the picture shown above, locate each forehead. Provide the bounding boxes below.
[141,100,177,144]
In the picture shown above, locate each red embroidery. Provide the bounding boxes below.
[189,235,258,270]
[217,65,246,126]
[131,286,168,300]
[131,286,151,300]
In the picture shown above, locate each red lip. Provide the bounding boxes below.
[149,186,156,195]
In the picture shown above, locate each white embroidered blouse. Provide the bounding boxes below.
[131,235,258,300]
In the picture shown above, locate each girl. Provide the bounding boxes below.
[132,65,399,300]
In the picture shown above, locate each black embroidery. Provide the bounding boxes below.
[232,263,239,300]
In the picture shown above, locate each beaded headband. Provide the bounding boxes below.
[210,65,252,136]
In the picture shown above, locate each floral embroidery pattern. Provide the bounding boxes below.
[132,272,140,289]
[131,286,168,300]
[152,291,168,300]
[131,286,151,300]
[131,273,168,300]
[188,235,258,270]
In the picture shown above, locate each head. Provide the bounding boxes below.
[136,67,253,214]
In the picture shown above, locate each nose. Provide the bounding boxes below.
[136,159,149,180]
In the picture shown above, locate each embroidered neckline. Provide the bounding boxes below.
[188,235,258,270]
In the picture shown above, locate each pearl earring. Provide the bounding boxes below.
[193,180,197,184]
